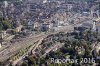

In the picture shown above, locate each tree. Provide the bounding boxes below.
[0,62,3,66]
[2,20,12,30]
[21,61,28,66]
[0,23,3,31]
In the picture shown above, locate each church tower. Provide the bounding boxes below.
[43,0,47,3]
[92,21,96,31]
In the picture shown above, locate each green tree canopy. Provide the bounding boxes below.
[0,16,13,31]
[2,20,12,30]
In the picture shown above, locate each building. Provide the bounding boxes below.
[82,11,90,17]
[0,31,7,39]
[96,21,100,32]
[28,0,44,4]
[90,10,100,18]
[81,20,96,31]
[4,1,8,8]
[34,22,41,28]
[15,25,23,32]
[27,20,34,29]
[0,43,1,48]
[41,23,53,31]
[92,21,96,31]
[67,4,73,11]
[43,0,48,3]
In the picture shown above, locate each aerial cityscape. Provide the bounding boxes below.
[0,0,100,66]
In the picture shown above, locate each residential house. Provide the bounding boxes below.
[41,23,53,32]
